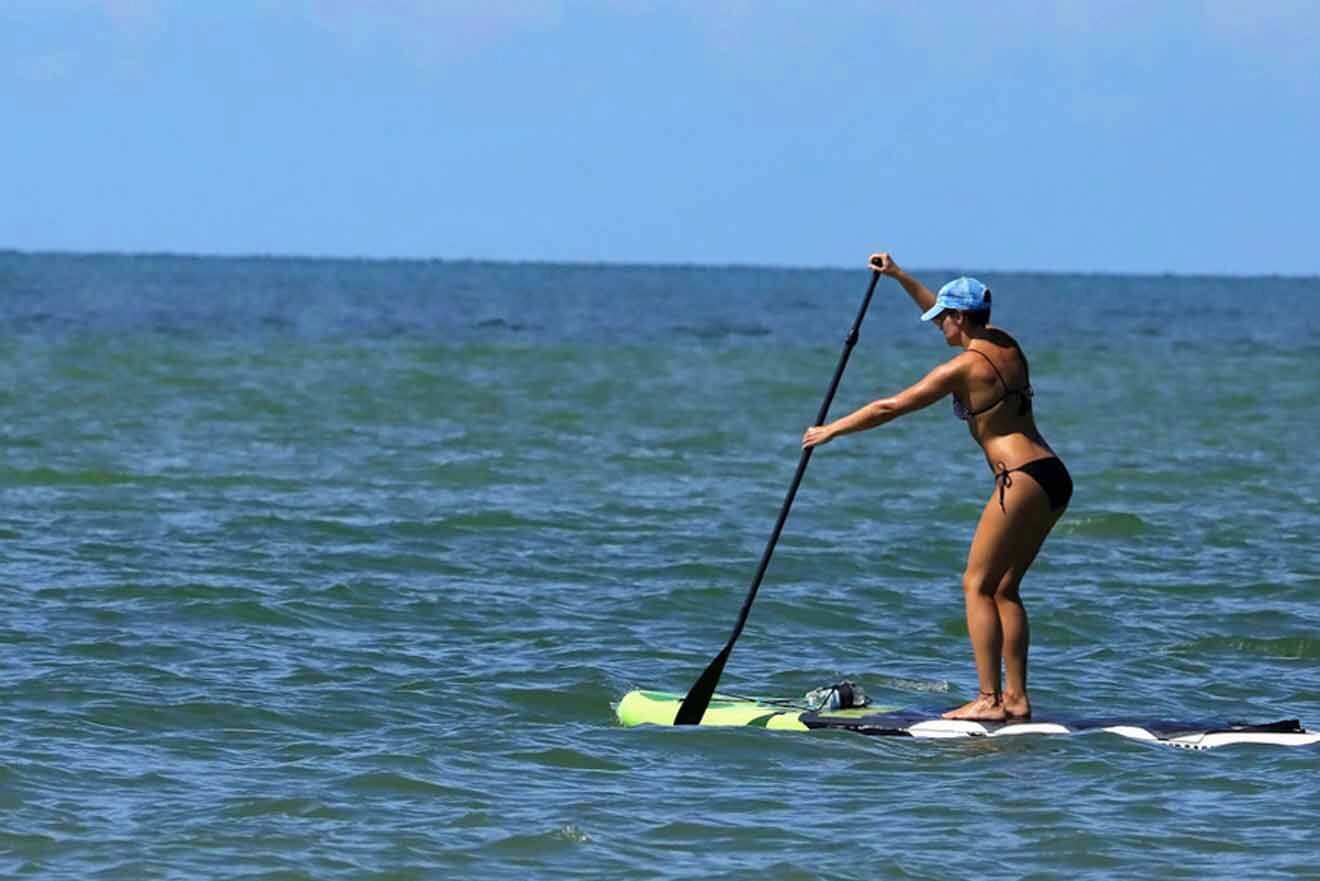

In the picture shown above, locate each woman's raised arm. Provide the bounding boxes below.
[870,252,938,316]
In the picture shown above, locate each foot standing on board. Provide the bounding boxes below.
[801,253,1072,721]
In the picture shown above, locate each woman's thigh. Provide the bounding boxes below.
[963,474,1063,595]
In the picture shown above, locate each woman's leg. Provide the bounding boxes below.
[942,473,1064,720]
[995,520,1057,718]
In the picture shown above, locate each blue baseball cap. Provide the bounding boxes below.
[920,276,991,321]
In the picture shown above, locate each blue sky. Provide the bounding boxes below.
[4,1,1318,274]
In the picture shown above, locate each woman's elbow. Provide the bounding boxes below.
[866,399,900,425]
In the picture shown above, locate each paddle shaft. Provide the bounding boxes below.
[674,269,882,725]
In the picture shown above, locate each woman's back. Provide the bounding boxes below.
[957,327,1050,464]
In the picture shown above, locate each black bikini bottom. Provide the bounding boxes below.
[994,457,1073,512]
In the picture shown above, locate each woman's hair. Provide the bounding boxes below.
[962,289,991,327]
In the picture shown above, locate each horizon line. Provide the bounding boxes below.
[2,246,1316,282]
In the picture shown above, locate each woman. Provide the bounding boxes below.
[801,253,1071,721]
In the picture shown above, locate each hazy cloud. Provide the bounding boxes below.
[8,2,1320,90]
[7,0,162,84]
[305,0,565,65]
[13,52,80,83]
[1201,0,1320,58]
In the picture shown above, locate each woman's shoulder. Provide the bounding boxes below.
[973,326,1031,378]
[979,326,1023,352]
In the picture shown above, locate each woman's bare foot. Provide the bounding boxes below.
[1002,691,1031,720]
[941,691,1007,721]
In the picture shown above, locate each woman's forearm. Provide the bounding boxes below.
[828,399,898,438]
[870,253,938,314]
[805,348,960,451]
[893,269,938,314]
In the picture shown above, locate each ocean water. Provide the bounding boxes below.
[2,251,1319,879]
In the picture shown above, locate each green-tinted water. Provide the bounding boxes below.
[3,253,1319,878]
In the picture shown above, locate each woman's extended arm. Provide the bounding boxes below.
[870,252,938,315]
[802,357,963,448]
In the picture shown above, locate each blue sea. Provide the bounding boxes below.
[3,251,1319,879]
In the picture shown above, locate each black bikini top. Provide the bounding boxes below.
[952,345,1033,422]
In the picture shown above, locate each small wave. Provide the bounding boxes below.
[499,685,597,719]
[35,582,262,605]
[0,434,42,449]
[341,771,461,798]
[867,674,953,695]
[486,824,593,855]
[179,599,314,629]
[221,797,349,820]
[554,824,593,843]
[508,747,625,772]
[671,322,773,339]
[1058,512,1146,537]
[0,466,143,487]
[82,698,294,734]
[437,510,545,530]
[0,831,57,851]
[1172,635,1320,661]
[474,317,535,332]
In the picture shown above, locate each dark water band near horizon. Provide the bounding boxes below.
[2,251,1319,879]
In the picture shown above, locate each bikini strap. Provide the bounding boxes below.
[971,342,1034,415]
[965,347,1009,389]
[957,348,1010,419]
[994,461,1015,512]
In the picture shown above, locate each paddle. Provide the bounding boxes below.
[674,269,883,725]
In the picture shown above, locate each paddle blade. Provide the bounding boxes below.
[673,646,731,725]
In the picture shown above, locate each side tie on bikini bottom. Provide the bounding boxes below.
[994,462,1014,512]
[992,457,1074,513]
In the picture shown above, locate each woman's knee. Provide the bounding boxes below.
[964,568,1022,600]
[961,570,999,598]
[994,569,1024,602]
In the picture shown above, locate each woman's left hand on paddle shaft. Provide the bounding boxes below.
[802,425,835,448]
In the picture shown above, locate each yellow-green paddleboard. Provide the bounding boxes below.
[615,689,897,731]
[614,689,1320,748]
